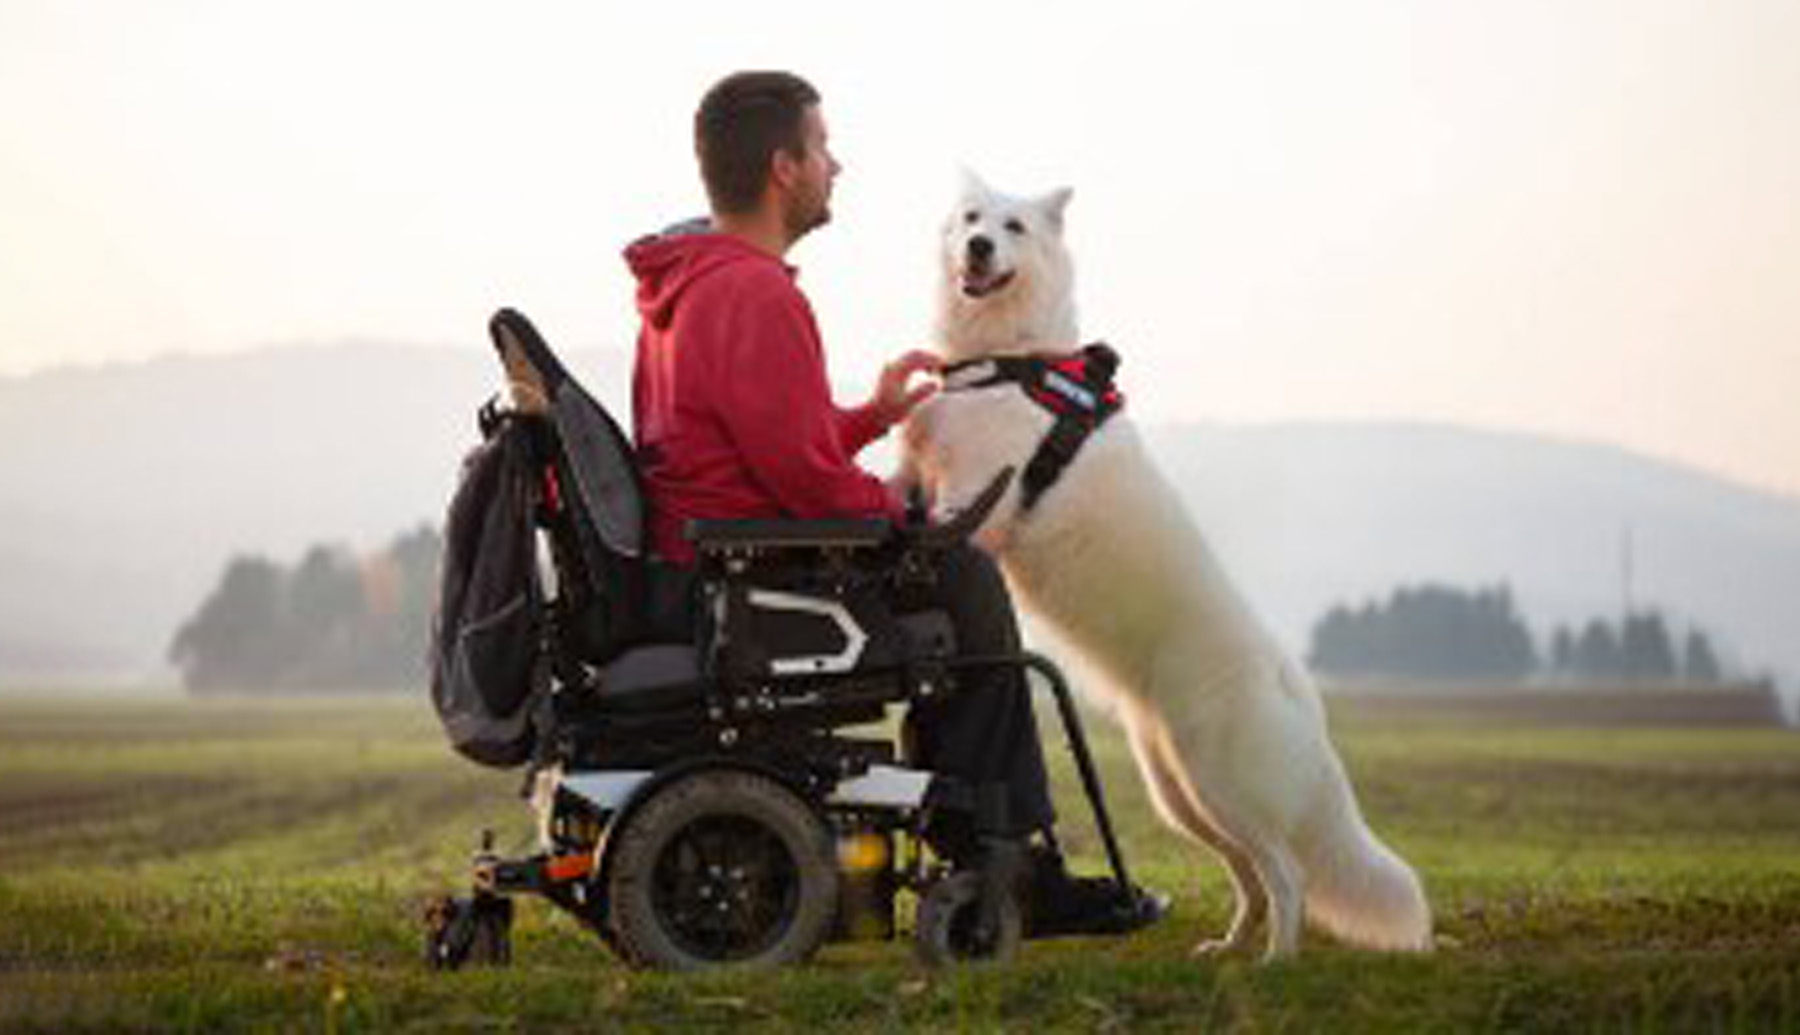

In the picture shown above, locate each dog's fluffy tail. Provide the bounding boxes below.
[1296,774,1433,952]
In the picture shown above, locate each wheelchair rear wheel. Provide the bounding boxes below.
[605,769,838,970]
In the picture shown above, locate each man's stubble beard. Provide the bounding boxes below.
[785,195,831,243]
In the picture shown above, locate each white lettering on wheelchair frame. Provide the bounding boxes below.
[746,589,870,675]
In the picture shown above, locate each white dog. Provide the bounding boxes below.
[899,173,1432,960]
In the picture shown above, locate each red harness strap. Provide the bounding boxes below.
[940,343,1125,509]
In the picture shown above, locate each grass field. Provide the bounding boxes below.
[2,692,1799,1032]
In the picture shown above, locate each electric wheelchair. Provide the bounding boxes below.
[426,309,1143,971]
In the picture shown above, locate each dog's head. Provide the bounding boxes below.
[937,171,1076,359]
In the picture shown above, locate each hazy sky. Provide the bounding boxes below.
[3,0,1797,497]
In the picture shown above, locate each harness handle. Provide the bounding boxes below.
[906,466,1016,552]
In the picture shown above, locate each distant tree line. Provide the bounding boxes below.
[169,527,441,694]
[1309,585,1537,683]
[1308,582,1734,686]
[1545,613,1721,685]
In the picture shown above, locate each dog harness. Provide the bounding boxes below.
[940,343,1125,511]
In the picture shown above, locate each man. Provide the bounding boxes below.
[623,70,1162,937]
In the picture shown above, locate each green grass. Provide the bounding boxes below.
[2,693,1799,1032]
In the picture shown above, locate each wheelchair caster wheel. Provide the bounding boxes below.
[424,892,513,970]
[914,871,1021,967]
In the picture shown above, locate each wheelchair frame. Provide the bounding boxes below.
[427,309,1141,971]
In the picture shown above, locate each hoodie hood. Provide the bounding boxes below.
[625,220,789,330]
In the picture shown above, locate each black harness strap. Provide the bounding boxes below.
[941,343,1125,511]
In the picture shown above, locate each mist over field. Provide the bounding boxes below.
[1,346,1796,707]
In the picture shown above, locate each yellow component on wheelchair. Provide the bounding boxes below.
[837,831,890,872]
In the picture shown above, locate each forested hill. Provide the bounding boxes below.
[1,346,1796,699]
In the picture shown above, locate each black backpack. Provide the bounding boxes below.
[430,410,546,767]
[429,309,652,768]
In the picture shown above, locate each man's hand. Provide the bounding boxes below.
[868,349,942,428]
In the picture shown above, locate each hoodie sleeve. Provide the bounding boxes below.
[712,273,902,521]
[833,402,891,455]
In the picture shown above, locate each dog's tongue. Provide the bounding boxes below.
[961,269,1013,299]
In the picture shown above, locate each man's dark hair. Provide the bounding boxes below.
[695,71,820,215]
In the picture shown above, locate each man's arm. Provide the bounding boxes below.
[712,281,902,520]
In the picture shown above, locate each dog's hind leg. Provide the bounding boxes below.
[1174,772,1304,960]
[1172,763,1306,961]
[1139,706,1309,960]
[1124,712,1266,957]
[1170,745,1305,960]
[1235,837,1303,961]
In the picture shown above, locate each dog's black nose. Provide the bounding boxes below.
[967,235,994,262]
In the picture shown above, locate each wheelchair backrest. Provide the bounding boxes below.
[489,308,654,662]
[491,307,644,562]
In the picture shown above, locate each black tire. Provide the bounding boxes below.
[914,871,1022,967]
[606,770,838,970]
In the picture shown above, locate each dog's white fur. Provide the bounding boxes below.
[901,172,1432,960]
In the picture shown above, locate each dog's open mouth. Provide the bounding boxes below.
[960,269,1016,299]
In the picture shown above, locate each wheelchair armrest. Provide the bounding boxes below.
[687,517,894,552]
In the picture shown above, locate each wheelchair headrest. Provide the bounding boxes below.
[490,308,569,416]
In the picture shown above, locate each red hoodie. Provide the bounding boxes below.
[625,228,900,564]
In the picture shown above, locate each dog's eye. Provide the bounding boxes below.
[1004,217,1026,235]
[963,210,980,225]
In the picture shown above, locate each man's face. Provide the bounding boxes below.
[781,105,840,241]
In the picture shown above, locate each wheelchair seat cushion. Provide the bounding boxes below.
[596,644,703,712]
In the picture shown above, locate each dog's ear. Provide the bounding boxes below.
[959,167,994,200]
[1038,186,1074,231]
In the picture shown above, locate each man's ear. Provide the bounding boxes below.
[770,146,803,192]
[1039,186,1074,231]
